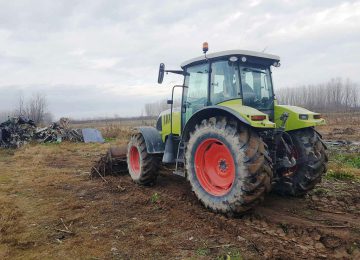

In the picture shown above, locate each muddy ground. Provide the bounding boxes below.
[0,141,359,260]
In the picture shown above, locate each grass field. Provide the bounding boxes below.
[0,113,359,259]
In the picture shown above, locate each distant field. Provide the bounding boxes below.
[317,112,360,141]
[71,118,155,129]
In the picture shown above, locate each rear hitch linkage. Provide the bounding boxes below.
[272,112,296,169]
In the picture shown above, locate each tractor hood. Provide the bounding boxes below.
[274,105,326,131]
[217,99,275,128]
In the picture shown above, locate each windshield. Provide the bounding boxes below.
[240,65,273,110]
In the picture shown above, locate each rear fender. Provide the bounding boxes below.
[133,126,164,154]
[182,106,251,142]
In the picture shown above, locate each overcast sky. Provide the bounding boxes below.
[0,0,359,119]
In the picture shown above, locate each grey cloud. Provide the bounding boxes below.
[0,53,31,68]
[0,0,359,118]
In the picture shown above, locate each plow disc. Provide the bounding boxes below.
[91,145,128,178]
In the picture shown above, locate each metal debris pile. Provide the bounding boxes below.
[0,116,37,148]
[0,116,83,148]
[35,123,83,143]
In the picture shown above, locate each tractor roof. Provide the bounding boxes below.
[180,49,280,68]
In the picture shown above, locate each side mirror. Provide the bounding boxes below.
[158,63,165,84]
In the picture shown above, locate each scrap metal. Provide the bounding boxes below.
[0,116,36,148]
[0,116,85,148]
[35,122,83,143]
[91,146,128,178]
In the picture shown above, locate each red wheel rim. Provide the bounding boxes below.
[194,138,235,196]
[129,146,140,175]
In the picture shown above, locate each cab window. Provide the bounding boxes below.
[210,60,240,104]
[241,66,273,110]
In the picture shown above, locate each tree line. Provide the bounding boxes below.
[276,78,359,112]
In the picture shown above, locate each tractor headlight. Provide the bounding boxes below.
[299,114,308,120]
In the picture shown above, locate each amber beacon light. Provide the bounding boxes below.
[202,42,209,53]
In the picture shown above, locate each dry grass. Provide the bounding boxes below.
[71,119,155,130]
[321,111,360,126]
[71,119,153,143]
[0,143,111,259]
[0,142,197,259]
[100,123,132,140]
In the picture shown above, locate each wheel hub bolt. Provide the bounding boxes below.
[218,159,228,172]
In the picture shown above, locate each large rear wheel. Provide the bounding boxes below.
[127,133,159,185]
[185,117,272,214]
[273,128,328,196]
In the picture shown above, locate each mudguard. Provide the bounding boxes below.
[134,126,165,154]
[182,106,252,141]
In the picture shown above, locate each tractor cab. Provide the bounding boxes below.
[180,49,280,123]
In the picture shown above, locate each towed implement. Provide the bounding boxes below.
[125,43,328,214]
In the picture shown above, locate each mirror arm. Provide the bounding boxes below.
[165,70,185,75]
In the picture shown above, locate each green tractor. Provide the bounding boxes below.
[127,43,328,214]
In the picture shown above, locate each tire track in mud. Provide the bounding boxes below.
[105,170,360,259]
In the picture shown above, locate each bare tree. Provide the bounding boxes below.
[13,93,50,124]
[29,93,47,123]
[18,95,25,116]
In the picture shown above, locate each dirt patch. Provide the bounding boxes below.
[0,143,360,259]
[317,112,360,142]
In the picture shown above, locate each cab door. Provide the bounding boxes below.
[181,63,209,127]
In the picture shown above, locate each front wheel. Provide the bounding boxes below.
[185,117,272,214]
[273,128,328,196]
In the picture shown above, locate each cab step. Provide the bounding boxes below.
[173,170,186,177]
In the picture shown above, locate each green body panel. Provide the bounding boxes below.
[217,99,275,128]
[158,99,326,141]
[159,108,181,142]
[274,105,326,131]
